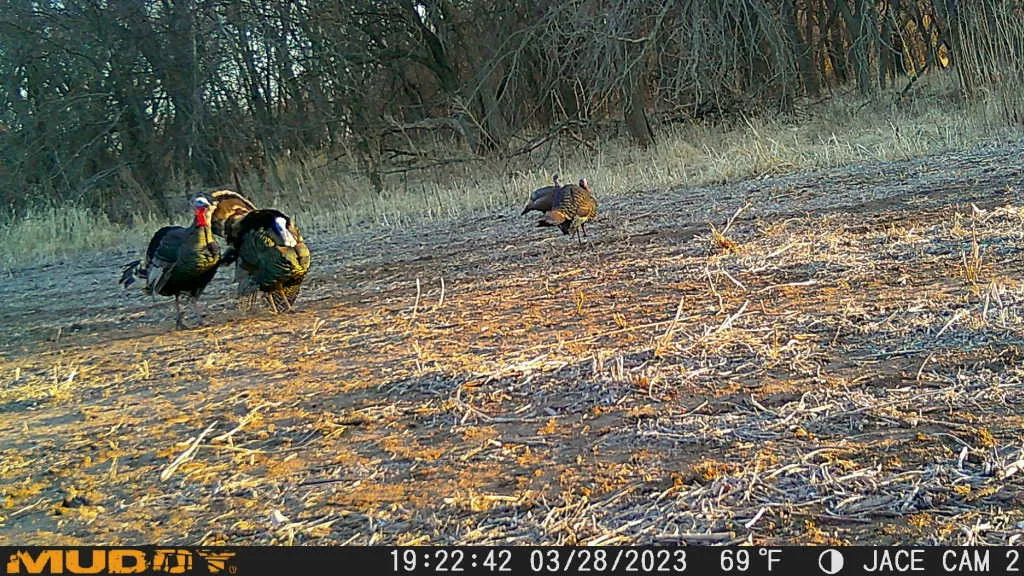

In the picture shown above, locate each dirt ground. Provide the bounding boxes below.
[4,139,1024,545]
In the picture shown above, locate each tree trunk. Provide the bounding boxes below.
[231,4,278,174]
[409,1,481,153]
[624,69,654,148]
[934,0,971,93]
[783,0,821,97]
[835,0,874,94]
[888,0,907,77]
[445,0,512,152]
[115,0,224,187]
[877,1,892,88]
[827,5,849,85]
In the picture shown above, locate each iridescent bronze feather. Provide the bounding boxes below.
[537,178,598,245]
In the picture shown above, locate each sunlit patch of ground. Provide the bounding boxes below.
[3,140,1024,545]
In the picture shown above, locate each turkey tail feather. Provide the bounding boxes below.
[209,189,257,240]
[119,260,143,288]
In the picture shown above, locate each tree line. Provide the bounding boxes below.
[0,0,1016,222]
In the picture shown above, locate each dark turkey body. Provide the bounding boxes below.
[237,225,311,305]
[221,209,312,311]
[120,208,222,330]
[147,225,221,298]
[521,184,560,215]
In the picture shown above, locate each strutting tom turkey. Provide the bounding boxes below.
[209,191,312,313]
[537,178,598,245]
[119,195,222,329]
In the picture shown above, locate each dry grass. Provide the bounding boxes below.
[253,73,1016,235]
[3,137,1024,545]
[0,206,155,270]
[1,71,1019,272]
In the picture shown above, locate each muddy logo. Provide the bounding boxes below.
[5,549,237,575]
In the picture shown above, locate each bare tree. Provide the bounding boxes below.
[0,0,1013,220]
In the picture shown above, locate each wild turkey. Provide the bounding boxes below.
[213,200,311,313]
[119,195,222,329]
[521,173,561,215]
[538,178,598,245]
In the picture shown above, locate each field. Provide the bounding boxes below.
[4,138,1024,546]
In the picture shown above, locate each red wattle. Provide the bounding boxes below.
[196,207,209,227]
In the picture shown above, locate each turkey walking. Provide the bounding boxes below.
[521,173,561,215]
[538,178,598,245]
[119,195,222,329]
[216,204,311,313]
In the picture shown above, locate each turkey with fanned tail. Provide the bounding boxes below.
[208,191,311,313]
[209,189,257,241]
[537,178,598,245]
